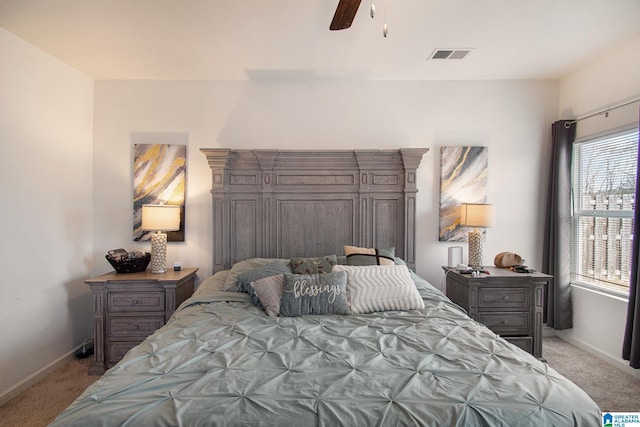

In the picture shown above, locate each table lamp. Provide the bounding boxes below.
[141,204,181,273]
[460,203,495,268]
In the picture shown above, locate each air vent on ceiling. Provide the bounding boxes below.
[429,49,473,60]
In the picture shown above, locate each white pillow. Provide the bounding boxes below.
[332,264,425,314]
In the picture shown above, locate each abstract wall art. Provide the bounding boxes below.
[439,146,488,242]
[133,143,186,242]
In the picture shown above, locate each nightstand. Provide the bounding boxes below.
[85,267,198,375]
[444,266,552,359]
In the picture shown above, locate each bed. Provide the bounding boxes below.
[50,149,601,426]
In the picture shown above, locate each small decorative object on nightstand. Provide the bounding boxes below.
[85,267,198,375]
[444,266,552,359]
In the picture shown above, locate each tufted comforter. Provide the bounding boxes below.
[51,270,600,426]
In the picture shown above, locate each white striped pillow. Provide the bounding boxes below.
[332,264,424,314]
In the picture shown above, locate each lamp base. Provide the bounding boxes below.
[149,232,168,273]
[467,229,484,269]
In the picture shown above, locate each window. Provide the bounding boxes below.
[571,126,638,295]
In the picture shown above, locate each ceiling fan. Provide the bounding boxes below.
[330,0,363,30]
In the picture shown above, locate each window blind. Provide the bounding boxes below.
[571,127,639,293]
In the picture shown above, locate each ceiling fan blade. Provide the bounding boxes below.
[330,0,362,30]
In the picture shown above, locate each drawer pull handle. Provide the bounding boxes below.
[134,324,139,330]
[502,296,509,301]
[133,300,139,305]
[502,320,509,326]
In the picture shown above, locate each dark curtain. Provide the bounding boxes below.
[622,112,640,368]
[542,120,576,330]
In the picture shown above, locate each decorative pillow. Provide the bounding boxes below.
[290,255,338,275]
[393,257,407,266]
[344,245,395,266]
[251,275,285,317]
[193,270,228,296]
[332,264,425,314]
[279,272,350,317]
[222,258,290,292]
[237,262,292,306]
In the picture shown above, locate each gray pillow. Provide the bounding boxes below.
[280,272,350,317]
[237,262,291,305]
[223,258,290,292]
[290,255,338,275]
[251,275,285,317]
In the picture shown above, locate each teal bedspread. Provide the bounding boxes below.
[51,271,600,426]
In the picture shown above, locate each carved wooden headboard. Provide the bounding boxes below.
[200,149,428,273]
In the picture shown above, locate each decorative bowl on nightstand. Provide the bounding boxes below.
[105,251,151,273]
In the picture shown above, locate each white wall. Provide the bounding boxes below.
[0,27,565,401]
[558,32,640,376]
[93,79,558,289]
[0,28,94,402]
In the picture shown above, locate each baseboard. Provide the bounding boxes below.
[0,347,78,406]
[554,330,640,380]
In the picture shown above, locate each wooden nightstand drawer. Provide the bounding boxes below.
[505,337,533,353]
[478,288,529,309]
[86,268,198,374]
[110,316,165,338]
[108,292,164,312]
[479,312,529,335]
[444,266,550,360]
[108,341,141,364]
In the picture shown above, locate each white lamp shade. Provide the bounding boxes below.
[460,203,495,228]
[141,204,181,231]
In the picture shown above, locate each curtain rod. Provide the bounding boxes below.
[564,97,640,128]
